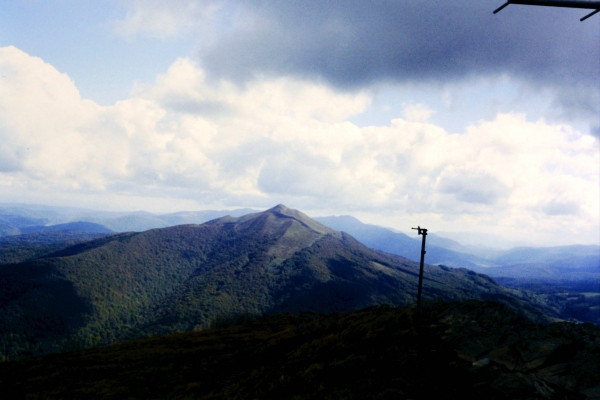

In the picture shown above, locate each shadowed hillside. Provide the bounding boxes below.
[0,301,597,399]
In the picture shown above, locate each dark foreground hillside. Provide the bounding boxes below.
[1,300,598,400]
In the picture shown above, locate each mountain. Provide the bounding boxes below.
[0,202,259,234]
[91,213,171,232]
[314,215,484,267]
[314,216,600,325]
[425,232,476,253]
[315,215,599,286]
[19,221,113,234]
[0,222,115,265]
[0,213,47,236]
[0,205,556,360]
[1,300,597,399]
[157,208,257,226]
[489,245,599,267]
[467,245,599,283]
[435,230,536,250]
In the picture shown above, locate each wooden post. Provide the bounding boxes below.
[412,226,428,309]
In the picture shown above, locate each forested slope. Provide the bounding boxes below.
[0,205,558,360]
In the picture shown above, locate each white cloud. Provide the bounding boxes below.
[0,46,598,245]
[114,0,224,39]
[401,103,434,122]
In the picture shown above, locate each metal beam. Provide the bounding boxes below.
[504,0,600,9]
[494,1,600,20]
[494,2,512,13]
[580,8,600,19]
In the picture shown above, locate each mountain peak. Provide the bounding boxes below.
[268,204,291,214]
[207,205,341,257]
[262,205,339,237]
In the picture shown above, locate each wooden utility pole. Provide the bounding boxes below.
[412,226,428,309]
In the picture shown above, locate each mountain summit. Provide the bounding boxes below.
[210,204,338,236]
[0,205,555,360]
[205,204,340,258]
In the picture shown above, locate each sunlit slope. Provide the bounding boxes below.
[0,205,555,360]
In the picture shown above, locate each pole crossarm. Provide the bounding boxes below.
[494,1,600,20]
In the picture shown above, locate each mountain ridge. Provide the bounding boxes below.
[0,205,558,360]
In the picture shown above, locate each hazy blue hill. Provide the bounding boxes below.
[0,205,54,220]
[0,202,260,233]
[0,205,557,360]
[0,204,77,228]
[465,246,599,294]
[491,245,599,266]
[425,233,475,254]
[0,214,48,236]
[0,204,124,236]
[20,221,113,234]
[314,215,484,267]
[316,215,599,282]
[1,301,597,399]
[315,216,600,324]
[157,208,257,226]
[0,203,125,223]
[94,214,171,232]
[0,223,20,237]
[469,258,599,281]
[0,214,47,229]
[435,230,531,250]
[89,209,260,232]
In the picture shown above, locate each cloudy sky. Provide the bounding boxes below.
[1,0,598,246]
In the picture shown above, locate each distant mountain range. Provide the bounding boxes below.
[314,215,599,290]
[1,202,597,293]
[0,203,256,234]
[0,205,558,361]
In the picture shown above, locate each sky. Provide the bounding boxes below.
[0,0,598,246]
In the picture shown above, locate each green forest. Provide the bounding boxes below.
[0,206,597,364]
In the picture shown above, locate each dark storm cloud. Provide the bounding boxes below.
[200,0,598,90]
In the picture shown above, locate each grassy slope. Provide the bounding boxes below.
[0,301,597,400]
